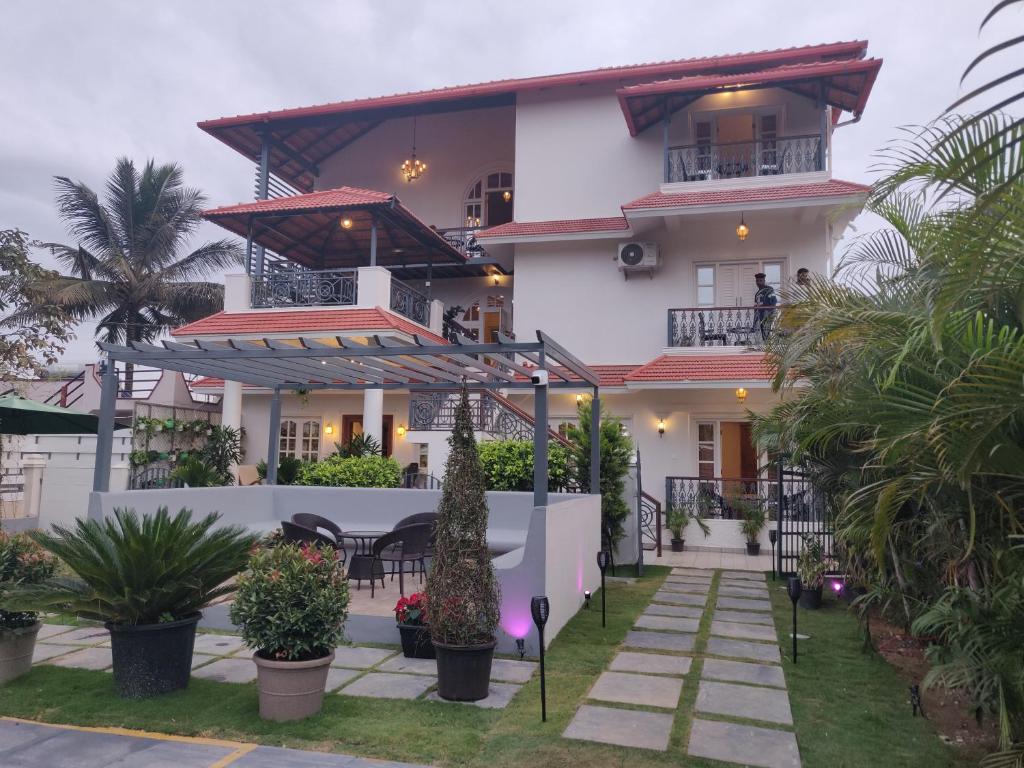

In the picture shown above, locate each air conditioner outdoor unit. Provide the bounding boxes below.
[616,242,660,276]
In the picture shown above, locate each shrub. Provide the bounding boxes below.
[738,502,767,543]
[170,456,227,487]
[14,507,259,625]
[256,456,303,485]
[0,531,56,631]
[199,425,243,478]
[797,534,827,589]
[394,592,428,626]
[230,542,348,661]
[333,433,381,458]
[477,439,571,491]
[427,387,499,647]
[296,455,401,488]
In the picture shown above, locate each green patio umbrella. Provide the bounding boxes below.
[0,393,126,435]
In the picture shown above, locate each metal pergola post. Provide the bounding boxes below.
[369,218,378,267]
[266,387,282,485]
[254,136,270,276]
[590,387,601,495]
[91,364,119,493]
[532,352,548,508]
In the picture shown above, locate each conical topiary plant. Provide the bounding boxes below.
[427,386,499,647]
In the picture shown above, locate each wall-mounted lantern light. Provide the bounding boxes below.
[396,424,407,438]
[503,190,512,203]
[735,387,748,404]
[324,423,334,436]
[575,393,584,404]
[657,418,666,437]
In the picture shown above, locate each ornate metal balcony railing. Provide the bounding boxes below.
[665,134,823,183]
[250,268,358,309]
[437,226,486,258]
[667,305,780,348]
[389,277,429,325]
[665,475,827,524]
[410,390,573,447]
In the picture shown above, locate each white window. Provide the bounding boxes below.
[280,419,321,462]
[697,422,716,479]
[696,260,786,306]
[697,266,716,307]
[463,171,514,227]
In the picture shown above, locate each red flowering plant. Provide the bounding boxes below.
[394,593,428,627]
[230,542,349,661]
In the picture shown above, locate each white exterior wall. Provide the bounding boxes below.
[669,88,824,146]
[317,106,516,230]
[511,210,828,365]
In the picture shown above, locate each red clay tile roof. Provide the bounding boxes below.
[171,307,447,344]
[477,216,630,240]
[623,179,870,211]
[590,365,642,387]
[625,354,775,382]
[203,187,394,218]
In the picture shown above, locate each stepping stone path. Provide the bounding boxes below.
[31,623,536,709]
[563,568,802,767]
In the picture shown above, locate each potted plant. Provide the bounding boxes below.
[395,593,434,659]
[426,387,500,701]
[665,505,710,552]
[797,534,827,609]
[16,507,257,698]
[230,542,349,721]
[0,531,56,685]
[739,503,767,556]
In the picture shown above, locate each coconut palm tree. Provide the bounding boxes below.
[33,158,242,390]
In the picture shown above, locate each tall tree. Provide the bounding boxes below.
[33,158,241,390]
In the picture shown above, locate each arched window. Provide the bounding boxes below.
[464,170,514,228]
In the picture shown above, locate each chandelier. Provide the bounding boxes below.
[400,116,427,182]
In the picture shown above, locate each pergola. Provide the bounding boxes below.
[92,331,601,508]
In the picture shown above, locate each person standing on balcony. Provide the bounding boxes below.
[753,272,778,339]
[796,267,811,287]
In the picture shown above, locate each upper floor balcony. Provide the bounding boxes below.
[665,134,823,184]
[667,305,780,350]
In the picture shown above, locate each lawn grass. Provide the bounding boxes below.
[768,577,973,768]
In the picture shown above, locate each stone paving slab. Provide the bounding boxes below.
[634,615,701,633]
[426,681,521,709]
[490,658,537,683]
[39,626,107,645]
[706,637,782,664]
[47,646,112,671]
[589,670,683,709]
[609,651,692,676]
[721,576,770,587]
[664,574,712,585]
[191,657,256,683]
[563,704,674,751]
[721,570,766,581]
[701,658,787,689]
[193,633,247,656]
[696,680,794,725]
[718,585,770,598]
[644,604,705,619]
[339,671,435,700]
[191,652,216,669]
[710,620,778,642]
[625,630,696,652]
[32,643,80,663]
[36,624,75,640]
[717,596,772,612]
[671,568,716,577]
[714,609,776,626]
[331,646,397,669]
[653,591,707,607]
[658,582,710,596]
[378,655,437,675]
[687,718,800,768]
[325,666,361,691]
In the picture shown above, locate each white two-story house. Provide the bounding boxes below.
[178,40,881,547]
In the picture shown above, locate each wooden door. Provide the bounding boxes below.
[341,414,394,457]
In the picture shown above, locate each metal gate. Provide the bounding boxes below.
[776,463,832,577]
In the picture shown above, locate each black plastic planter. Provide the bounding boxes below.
[670,538,684,552]
[433,640,495,701]
[106,613,199,699]
[799,587,823,610]
[398,624,435,659]
[746,541,761,556]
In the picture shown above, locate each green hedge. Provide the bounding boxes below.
[477,439,571,491]
[295,455,401,488]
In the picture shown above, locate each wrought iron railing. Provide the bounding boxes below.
[665,476,777,520]
[250,268,358,308]
[667,305,779,348]
[409,390,572,448]
[402,469,442,490]
[389,277,429,325]
[442,316,477,342]
[639,490,663,557]
[130,465,183,490]
[437,226,486,257]
[42,370,85,408]
[665,134,823,183]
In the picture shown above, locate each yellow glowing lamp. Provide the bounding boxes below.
[396,424,407,438]
[657,419,666,436]
[736,214,749,242]
[340,217,353,229]
[735,387,748,404]
[502,190,512,202]
[324,424,334,436]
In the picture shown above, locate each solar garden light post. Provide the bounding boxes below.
[787,577,802,663]
[531,595,550,722]
[596,550,611,628]
[769,529,778,580]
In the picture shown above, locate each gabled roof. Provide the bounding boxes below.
[477,216,630,241]
[618,57,882,136]
[625,354,774,382]
[623,179,870,213]
[171,307,448,344]
[198,41,869,191]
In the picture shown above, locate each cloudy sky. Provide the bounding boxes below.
[1,1,1014,364]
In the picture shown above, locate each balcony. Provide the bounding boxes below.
[665,134,822,184]
[667,306,778,349]
[250,267,358,309]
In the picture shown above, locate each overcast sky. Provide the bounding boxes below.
[1,1,1016,364]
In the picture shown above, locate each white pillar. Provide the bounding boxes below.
[224,274,251,312]
[20,454,46,522]
[428,299,445,335]
[356,266,393,309]
[222,380,243,479]
[362,387,384,447]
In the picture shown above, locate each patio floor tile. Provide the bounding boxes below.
[609,651,692,676]
[716,596,772,612]
[714,609,776,626]
[36,624,76,640]
[653,591,706,607]
[32,643,80,663]
[331,646,396,669]
[339,672,435,700]
[426,681,521,709]
[687,718,800,768]
[644,604,704,619]
[490,658,538,683]
[40,626,107,646]
[563,704,673,751]
[589,670,683,709]
[47,646,112,671]
[378,656,437,675]
[191,658,257,683]
[192,633,246,656]
[634,615,701,633]
[706,637,781,664]
[701,658,787,689]
[696,680,793,725]
[325,666,361,691]
[625,630,695,652]
[710,620,778,642]
[191,653,216,669]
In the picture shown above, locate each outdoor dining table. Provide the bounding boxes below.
[339,530,388,592]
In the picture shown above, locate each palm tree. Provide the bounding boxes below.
[34,158,242,391]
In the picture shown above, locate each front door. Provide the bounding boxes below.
[696,420,758,497]
[699,260,785,307]
[341,414,394,457]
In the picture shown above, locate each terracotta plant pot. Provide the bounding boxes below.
[253,650,334,721]
[746,541,761,556]
[670,538,684,552]
[433,640,495,701]
[107,613,199,699]
[799,586,823,610]
[398,624,435,659]
[0,621,41,686]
